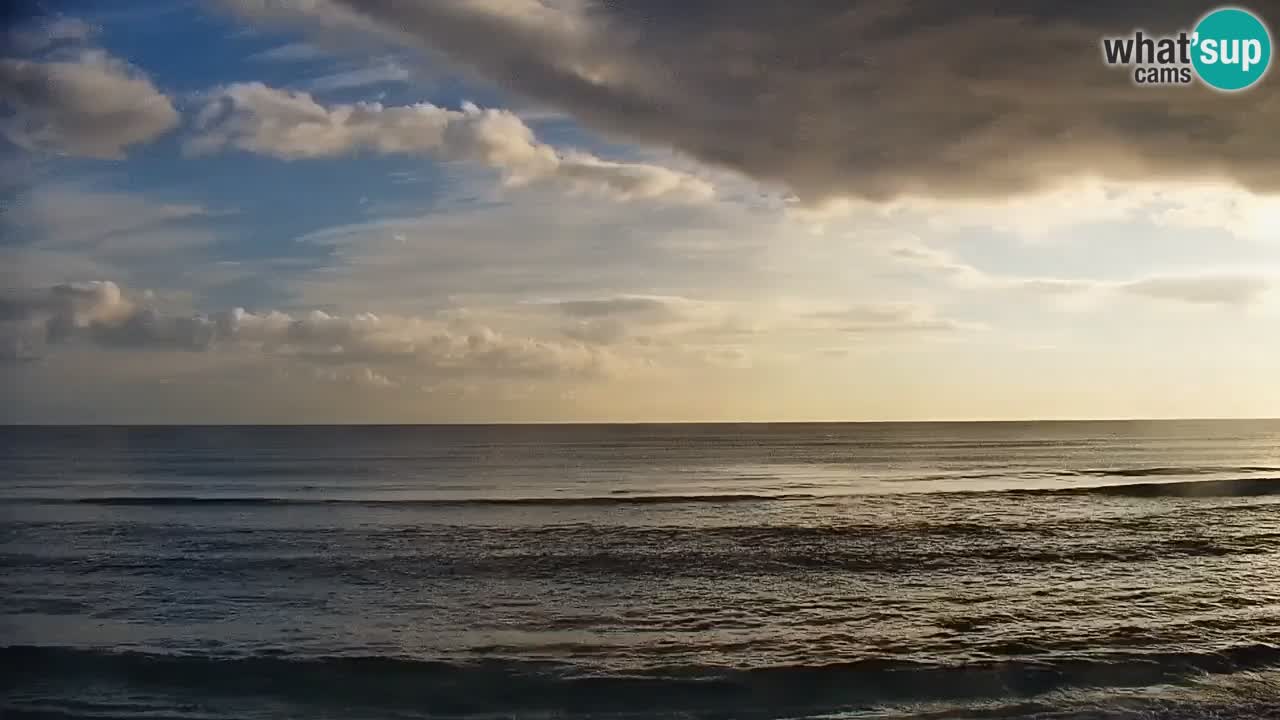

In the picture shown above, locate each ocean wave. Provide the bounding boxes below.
[33,479,1280,507]
[1079,466,1280,477]
[863,669,1280,720]
[16,493,820,508]
[7,644,1280,717]
[885,465,1280,484]
[1,539,1258,584]
[10,470,1280,509]
[1025,477,1280,498]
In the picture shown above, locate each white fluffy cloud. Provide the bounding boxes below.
[188,83,713,202]
[0,50,178,158]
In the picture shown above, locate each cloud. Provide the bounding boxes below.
[220,0,388,37]
[0,281,135,359]
[250,41,327,62]
[312,365,397,388]
[543,294,708,345]
[188,82,713,202]
[884,240,1094,296]
[1119,275,1273,307]
[270,198,768,315]
[0,280,616,378]
[5,184,215,252]
[552,295,687,319]
[885,239,1276,306]
[874,179,1280,242]
[885,244,986,285]
[219,0,1280,202]
[560,317,628,345]
[306,58,410,92]
[807,303,975,334]
[0,186,231,319]
[702,346,752,369]
[4,280,962,382]
[0,247,119,291]
[6,15,97,53]
[1146,185,1280,243]
[0,50,178,158]
[881,183,1150,240]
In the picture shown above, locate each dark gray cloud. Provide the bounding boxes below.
[222,0,1280,201]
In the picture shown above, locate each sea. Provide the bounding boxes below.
[5,421,1280,719]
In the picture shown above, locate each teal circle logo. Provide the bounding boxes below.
[1192,7,1272,91]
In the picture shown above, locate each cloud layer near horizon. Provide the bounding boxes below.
[221,0,1280,202]
[886,240,1276,307]
[0,281,617,380]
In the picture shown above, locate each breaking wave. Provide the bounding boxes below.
[7,644,1280,718]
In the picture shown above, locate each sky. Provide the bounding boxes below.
[3,0,1280,423]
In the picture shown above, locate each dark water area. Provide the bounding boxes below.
[5,421,1280,718]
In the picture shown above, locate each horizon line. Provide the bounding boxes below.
[4,417,1280,428]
